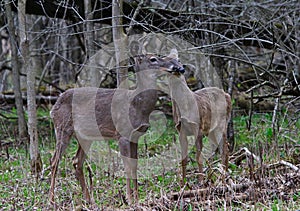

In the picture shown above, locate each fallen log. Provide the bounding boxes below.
[169,182,253,201]
[0,93,58,105]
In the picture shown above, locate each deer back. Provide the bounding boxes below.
[194,87,231,135]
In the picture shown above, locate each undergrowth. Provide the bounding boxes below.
[0,108,299,210]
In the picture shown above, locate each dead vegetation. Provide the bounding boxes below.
[1,132,300,210]
[127,147,300,210]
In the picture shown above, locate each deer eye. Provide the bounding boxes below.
[150,57,158,63]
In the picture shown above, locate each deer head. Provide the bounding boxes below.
[134,49,185,74]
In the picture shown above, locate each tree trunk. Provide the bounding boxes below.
[295,13,300,92]
[4,0,28,142]
[18,0,42,175]
[84,0,94,58]
[112,0,128,88]
[84,0,98,87]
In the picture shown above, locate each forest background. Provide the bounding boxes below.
[0,0,299,210]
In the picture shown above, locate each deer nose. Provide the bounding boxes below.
[173,66,185,73]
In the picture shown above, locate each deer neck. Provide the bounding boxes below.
[132,70,158,110]
[135,70,157,91]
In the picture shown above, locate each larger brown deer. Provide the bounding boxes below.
[166,49,231,183]
[48,50,185,205]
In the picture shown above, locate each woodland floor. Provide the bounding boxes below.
[0,109,300,210]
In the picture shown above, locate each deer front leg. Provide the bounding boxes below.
[179,129,188,185]
[195,132,204,182]
[221,131,229,172]
[118,137,138,204]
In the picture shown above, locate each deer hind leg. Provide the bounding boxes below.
[212,128,229,171]
[195,131,204,182]
[49,128,73,204]
[72,142,92,204]
[209,130,228,180]
[118,137,138,204]
[208,130,219,159]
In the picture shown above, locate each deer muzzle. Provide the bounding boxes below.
[176,66,185,73]
[171,65,185,74]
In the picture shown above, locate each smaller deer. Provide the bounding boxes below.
[48,50,185,205]
[167,49,231,182]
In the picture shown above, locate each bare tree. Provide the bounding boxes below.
[83,0,97,86]
[18,0,42,175]
[112,0,128,87]
[4,0,27,141]
[83,0,94,58]
[2,0,299,159]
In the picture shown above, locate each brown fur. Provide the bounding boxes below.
[48,51,185,205]
[172,85,231,182]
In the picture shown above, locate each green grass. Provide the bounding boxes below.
[234,112,300,149]
[0,147,47,210]
[0,108,300,210]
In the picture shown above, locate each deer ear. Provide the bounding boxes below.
[134,56,142,65]
[129,40,141,57]
[168,49,178,59]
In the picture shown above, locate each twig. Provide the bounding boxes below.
[0,112,18,120]
[230,147,261,165]
[227,61,235,151]
[272,87,283,148]
[280,160,299,171]
[127,0,144,35]
[255,159,300,175]
[245,81,273,94]
[247,90,254,131]
[189,193,249,208]
[282,135,298,144]
[268,160,299,172]
[18,71,65,92]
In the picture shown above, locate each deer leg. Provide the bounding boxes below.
[207,130,220,162]
[221,131,229,172]
[49,130,73,204]
[179,129,188,184]
[195,132,204,182]
[118,137,138,204]
[209,130,228,181]
[211,129,229,171]
[131,141,138,203]
[72,144,91,203]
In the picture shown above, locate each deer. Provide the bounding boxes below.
[48,50,185,206]
[166,49,231,183]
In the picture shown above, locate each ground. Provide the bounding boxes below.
[0,109,300,210]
